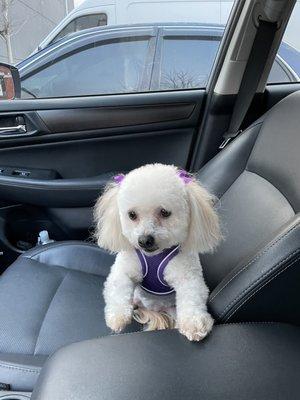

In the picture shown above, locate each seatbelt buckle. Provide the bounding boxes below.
[219,130,242,150]
[219,137,232,149]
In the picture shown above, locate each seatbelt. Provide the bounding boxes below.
[219,19,278,149]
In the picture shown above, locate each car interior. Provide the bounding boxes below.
[0,0,299,399]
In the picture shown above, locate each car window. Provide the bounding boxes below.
[268,58,294,84]
[267,4,300,84]
[155,37,220,90]
[155,35,295,90]
[52,14,108,44]
[21,37,150,98]
[12,1,238,99]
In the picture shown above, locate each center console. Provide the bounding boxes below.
[30,323,300,400]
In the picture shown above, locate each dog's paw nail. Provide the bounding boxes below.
[178,312,214,341]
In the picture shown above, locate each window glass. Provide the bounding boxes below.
[157,37,220,90]
[53,14,108,43]
[267,3,300,84]
[268,59,293,84]
[21,38,149,98]
[8,1,237,99]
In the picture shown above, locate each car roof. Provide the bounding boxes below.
[54,22,225,41]
[18,22,225,69]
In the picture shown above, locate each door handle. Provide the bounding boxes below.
[0,124,27,136]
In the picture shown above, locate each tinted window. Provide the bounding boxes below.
[156,37,220,90]
[53,14,108,43]
[21,37,149,98]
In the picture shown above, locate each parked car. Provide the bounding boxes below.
[19,23,300,99]
[36,0,235,51]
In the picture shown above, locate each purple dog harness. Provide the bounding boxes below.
[136,245,180,295]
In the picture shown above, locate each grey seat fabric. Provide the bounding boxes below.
[0,90,300,391]
[0,241,137,391]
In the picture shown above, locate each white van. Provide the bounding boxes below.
[37,0,234,51]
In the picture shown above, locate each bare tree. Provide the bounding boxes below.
[0,0,14,63]
[160,69,206,90]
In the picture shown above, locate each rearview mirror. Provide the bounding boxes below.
[0,63,21,100]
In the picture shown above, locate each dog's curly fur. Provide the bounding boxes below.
[94,163,221,341]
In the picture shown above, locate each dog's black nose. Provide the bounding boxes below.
[138,235,155,250]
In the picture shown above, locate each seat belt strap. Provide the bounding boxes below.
[219,19,278,149]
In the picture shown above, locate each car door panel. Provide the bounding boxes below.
[0,90,202,175]
[36,103,195,133]
[0,127,194,207]
[0,90,205,267]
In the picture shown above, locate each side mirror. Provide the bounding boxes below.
[0,63,21,100]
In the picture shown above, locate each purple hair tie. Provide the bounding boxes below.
[177,169,193,184]
[114,174,125,184]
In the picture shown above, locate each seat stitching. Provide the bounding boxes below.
[219,249,300,317]
[218,249,300,318]
[19,257,109,279]
[209,220,299,303]
[225,257,300,321]
[21,257,109,279]
[33,273,69,356]
[24,241,98,259]
[224,254,300,321]
[0,363,40,374]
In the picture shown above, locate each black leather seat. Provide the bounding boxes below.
[32,323,300,400]
[0,90,300,391]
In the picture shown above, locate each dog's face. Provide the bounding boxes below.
[94,164,221,254]
[118,165,189,253]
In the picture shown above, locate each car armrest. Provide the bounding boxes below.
[0,172,114,207]
[208,215,300,323]
[31,324,300,400]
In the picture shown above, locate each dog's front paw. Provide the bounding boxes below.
[177,312,214,341]
[105,307,133,333]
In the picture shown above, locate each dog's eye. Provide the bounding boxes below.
[160,208,171,218]
[128,210,137,221]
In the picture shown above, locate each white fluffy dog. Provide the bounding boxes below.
[94,163,221,341]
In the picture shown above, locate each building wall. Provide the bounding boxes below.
[0,0,74,64]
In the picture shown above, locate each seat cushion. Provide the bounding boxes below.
[0,241,137,391]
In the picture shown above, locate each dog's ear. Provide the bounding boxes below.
[94,183,129,253]
[184,181,221,254]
